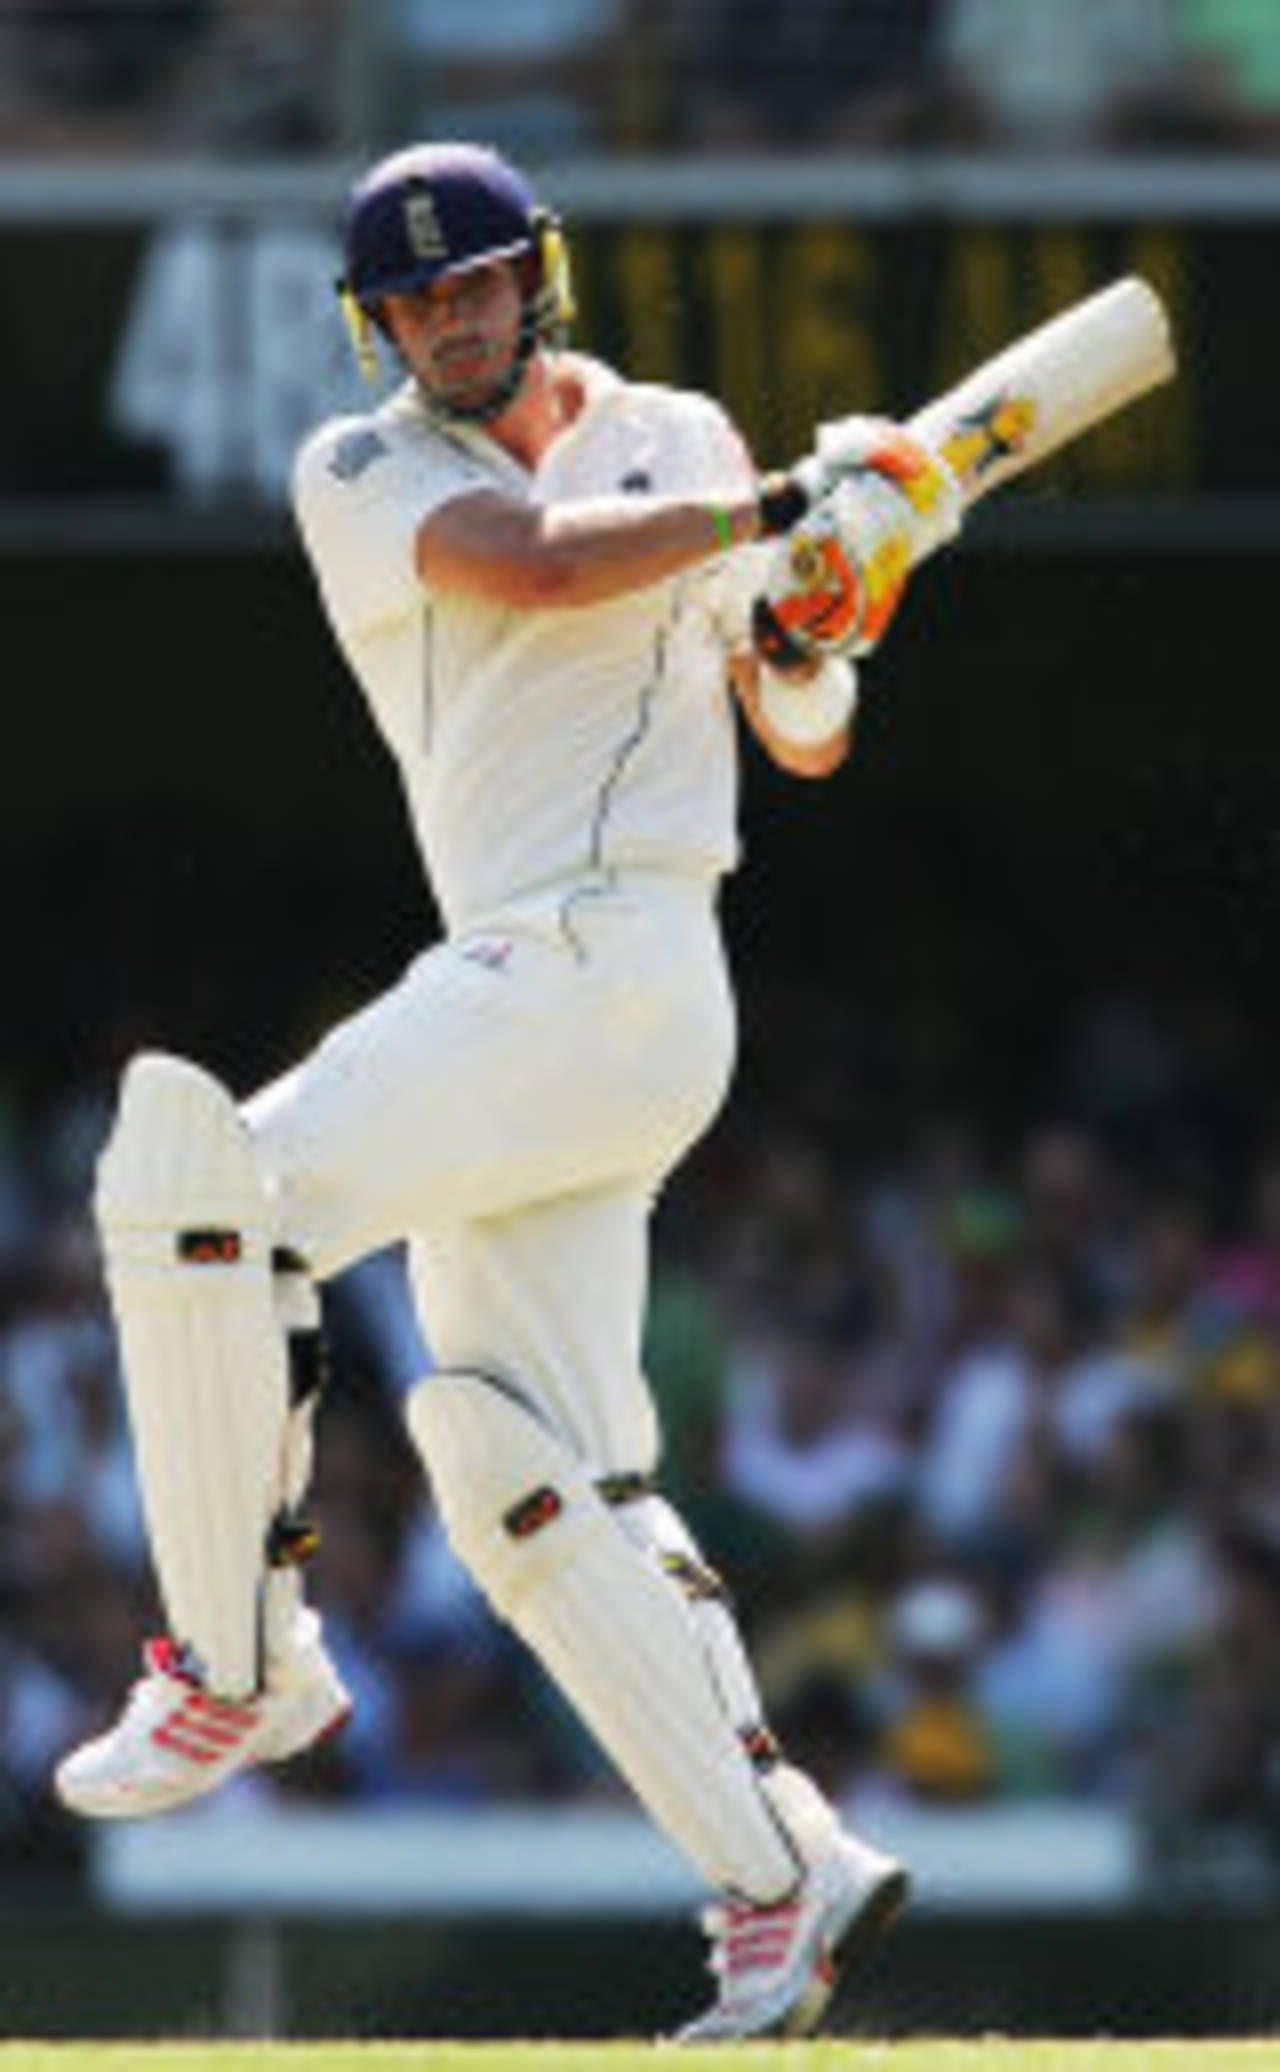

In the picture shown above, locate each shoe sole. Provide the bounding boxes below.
[816,1864,911,2035]
[257,1700,352,1768]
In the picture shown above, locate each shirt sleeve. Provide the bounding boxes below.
[291,411,483,638]
[676,392,757,500]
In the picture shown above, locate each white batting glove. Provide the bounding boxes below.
[812,414,964,562]
[752,418,963,673]
[757,415,963,559]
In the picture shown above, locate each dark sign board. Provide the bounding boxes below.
[0,211,1260,510]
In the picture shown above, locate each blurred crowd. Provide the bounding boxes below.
[3,950,1280,1893]
[1,0,1279,160]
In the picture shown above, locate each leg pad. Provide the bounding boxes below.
[408,1371,799,1901]
[97,1052,295,1695]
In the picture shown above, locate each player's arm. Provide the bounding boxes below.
[417,405,957,618]
[415,486,762,608]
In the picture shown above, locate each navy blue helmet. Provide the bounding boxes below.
[336,141,574,417]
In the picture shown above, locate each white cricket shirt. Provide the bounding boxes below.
[292,355,754,933]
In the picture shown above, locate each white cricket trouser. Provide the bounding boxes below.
[245,871,734,1473]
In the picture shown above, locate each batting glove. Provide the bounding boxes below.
[752,419,963,673]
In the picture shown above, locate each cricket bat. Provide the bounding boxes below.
[751,277,1176,725]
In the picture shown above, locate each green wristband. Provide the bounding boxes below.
[708,505,735,551]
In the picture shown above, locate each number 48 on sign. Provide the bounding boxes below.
[111,219,368,503]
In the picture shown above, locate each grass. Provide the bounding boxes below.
[0,2043,1276,2072]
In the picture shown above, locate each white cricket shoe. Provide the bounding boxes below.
[55,1616,351,1820]
[677,1831,908,2042]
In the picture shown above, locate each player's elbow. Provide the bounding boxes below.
[417,494,587,609]
[496,540,592,608]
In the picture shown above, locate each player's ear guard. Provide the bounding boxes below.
[533,208,575,337]
[336,277,380,381]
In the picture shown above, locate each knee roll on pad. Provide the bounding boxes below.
[96,1052,300,1696]
[407,1372,800,1902]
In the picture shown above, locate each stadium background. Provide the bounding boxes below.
[2,0,1280,2043]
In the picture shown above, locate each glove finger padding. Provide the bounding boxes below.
[812,415,964,561]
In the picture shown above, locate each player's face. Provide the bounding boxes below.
[381,258,525,415]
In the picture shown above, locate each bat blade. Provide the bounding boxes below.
[905,275,1176,510]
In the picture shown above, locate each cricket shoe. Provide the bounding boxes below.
[55,1615,350,1820]
[676,1829,908,2042]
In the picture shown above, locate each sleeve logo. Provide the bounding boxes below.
[328,427,389,480]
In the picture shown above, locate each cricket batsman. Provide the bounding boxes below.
[55,140,963,2039]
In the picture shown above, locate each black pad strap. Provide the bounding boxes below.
[596,1470,658,1507]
